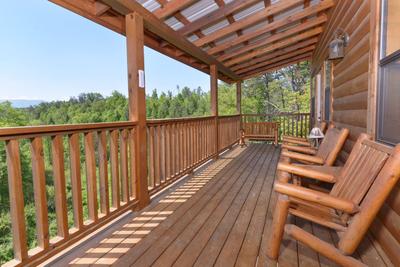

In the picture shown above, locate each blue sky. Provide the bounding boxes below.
[0,1,210,101]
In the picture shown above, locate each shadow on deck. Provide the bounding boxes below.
[47,143,389,267]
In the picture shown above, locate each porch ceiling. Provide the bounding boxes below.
[50,0,335,82]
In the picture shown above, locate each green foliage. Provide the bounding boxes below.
[0,62,310,264]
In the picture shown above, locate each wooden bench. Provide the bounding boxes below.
[242,121,279,146]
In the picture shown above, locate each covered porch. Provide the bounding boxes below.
[1,0,399,266]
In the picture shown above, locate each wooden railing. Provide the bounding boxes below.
[147,115,240,195]
[0,122,139,266]
[218,115,241,152]
[241,113,311,141]
[0,115,243,265]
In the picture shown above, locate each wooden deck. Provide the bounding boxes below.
[49,143,390,267]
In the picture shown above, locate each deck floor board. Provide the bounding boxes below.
[51,143,389,267]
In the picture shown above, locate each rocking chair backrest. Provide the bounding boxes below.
[336,141,400,254]
[330,134,391,204]
[315,127,349,166]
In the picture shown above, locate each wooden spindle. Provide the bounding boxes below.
[120,129,129,203]
[84,132,98,222]
[149,126,155,188]
[52,135,69,238]
[98,131,110,214]
[129,129,137,200]
[6,139,28,261]
[30,137,49,249]
[69,133,84,229]
[110,130,120,209]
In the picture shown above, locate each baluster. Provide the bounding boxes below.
[149,126,155,189]
[120,129,129,203]
[154,126,160,186]
[84,132,98,222]
[110,130,120,209]
[160,125,165,184]
[129,128,137,199]
[52,135,69,236]
[69,134,84,229]
[6,139,28,262]
[98,131,110,214]
[30,137,50,250]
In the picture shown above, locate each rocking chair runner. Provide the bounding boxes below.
[267,134,400,267]
[282,121,328,147]
[280,127,349,166]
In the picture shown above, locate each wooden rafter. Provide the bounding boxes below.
[231,37,318,71]
[177,0,260,36]
[207,0,334,55]
[153,0,197,20]
[194,0,304,47]
[241,55,311,80]
[218,15,327,62]
[225,27,323,67]
[236,45,316,74]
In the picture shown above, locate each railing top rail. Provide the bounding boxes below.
[0,121,138,140]
[218,114,241,119]
[147,115,216,125]
[242,113,310,117]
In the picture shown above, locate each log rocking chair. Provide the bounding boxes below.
[266,133,400,267]
[280,126,349,166]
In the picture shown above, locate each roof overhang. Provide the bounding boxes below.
[49,0,335,82]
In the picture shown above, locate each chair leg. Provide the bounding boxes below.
[285,224,366,267]
[266,194,290,260]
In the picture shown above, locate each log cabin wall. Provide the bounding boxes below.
[311,0,400,265]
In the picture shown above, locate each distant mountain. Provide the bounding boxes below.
[0,99,45,108]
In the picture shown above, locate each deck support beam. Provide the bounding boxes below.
[210,65,219,157]
[126,12,150,209]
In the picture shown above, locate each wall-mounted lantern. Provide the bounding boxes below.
[329,29,349,60]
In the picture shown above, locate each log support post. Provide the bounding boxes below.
[210,64,219,157]
[236,81,246,147]
[126,12,150,209]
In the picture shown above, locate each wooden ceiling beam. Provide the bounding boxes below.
[207,0,334,55]
[101,0,240,81]
[231,37,318,71]
[177,0,260,37]
[94,1,111,16]
[241,55,311,80]
[236,45,315,74]
[226,27,322,66]
[219,15,327,62]
[153,0,197,20]
[193,0,304,47]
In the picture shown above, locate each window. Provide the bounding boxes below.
[377,0,400,145]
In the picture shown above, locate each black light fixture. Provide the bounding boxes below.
[329,29,349,60]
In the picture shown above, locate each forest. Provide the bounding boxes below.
[0,62,310,263]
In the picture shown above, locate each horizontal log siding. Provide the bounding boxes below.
[312,0,400,265]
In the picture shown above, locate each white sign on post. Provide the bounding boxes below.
[138,70,145,88]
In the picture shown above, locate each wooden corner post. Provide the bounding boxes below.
[210,65,219,157]
[126,12,150,209]
[236,81,242,115]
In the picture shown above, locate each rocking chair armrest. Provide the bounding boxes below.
[282,138,311,147]
[281,144,317,155]
[274,181,360,214]
[281,151,324,165]
[282,135,308,142]
[277,162,338,183]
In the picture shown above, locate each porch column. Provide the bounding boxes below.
[236,81,241,114]
[210,64,219,156]
[126,12,150,209]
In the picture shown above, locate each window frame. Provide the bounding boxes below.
[376,0,400,145]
